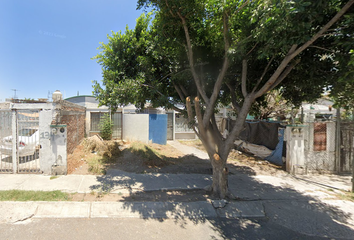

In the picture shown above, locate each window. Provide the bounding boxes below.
[90,112,106,132]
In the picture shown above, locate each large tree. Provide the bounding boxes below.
[93,0,354,198]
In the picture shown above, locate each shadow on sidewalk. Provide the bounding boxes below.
[89,152,354,239]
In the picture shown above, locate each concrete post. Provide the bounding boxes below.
[335,108,341,173]
[173,111,175,141]
[352,136,354,192]
[12,110,17,173]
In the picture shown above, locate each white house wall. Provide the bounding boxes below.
[123,114,149,143]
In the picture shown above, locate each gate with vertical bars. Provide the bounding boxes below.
[0,109,41,173]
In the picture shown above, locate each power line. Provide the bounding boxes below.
[11,89,19,99]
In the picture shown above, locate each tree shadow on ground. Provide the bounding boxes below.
[90,149,354,239]
[107,144,257,175]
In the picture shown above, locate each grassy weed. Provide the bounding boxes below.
[337,191,354,202]
[85,141,120,175]
[0,190,70,201]
[129,142,175,167]
[87,155,107,174]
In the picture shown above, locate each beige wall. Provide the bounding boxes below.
[123,114,149,143]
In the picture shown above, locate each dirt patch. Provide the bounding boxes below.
[70,189,210,202]
[68,138,283,176]
[67,145,87,174]
[178,139,205,151]
[110,144,212,174]
[177,139,283,175]
[68,136,121,174]
[227,149,284,176]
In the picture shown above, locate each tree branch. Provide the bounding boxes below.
[254,0,354,100]
[235,0,250,15]
[194,97,207,140]
[252,56,275,93]
[164,0,176,17]
[192,125,201,139]
[177,11,209,104]
[223,95,255,154]
[225,82,241,113]
[246,43,258,56]
[173,83,185,102]
[180,85,189,97]
[140,83,184,110]
[202,10,230,127]
[254,44,297,98]
[186,97,193,123]
[241,59,248,98]
[171,105,185,113]
[288,0,354,59]
[309,45,337,53]
[268,59,301,92]
[210,114,223,142]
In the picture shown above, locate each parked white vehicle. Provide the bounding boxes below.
[0,128,39,157]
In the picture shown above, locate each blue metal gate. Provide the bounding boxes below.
[149,114,167,145]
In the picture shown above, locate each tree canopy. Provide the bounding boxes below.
[93,0,354,198]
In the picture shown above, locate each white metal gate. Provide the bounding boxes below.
[112,112,122,139]
[167,112,174,140]
[0,110,13,173]
[0,109,41,173]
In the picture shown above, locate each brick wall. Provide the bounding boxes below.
[56,101,86,154]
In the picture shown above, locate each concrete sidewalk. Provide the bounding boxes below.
[0,200,265,224]
[0,171,266,223]
[0,171,212,194]
[167,140,209,159]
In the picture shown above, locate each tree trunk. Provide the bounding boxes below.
[210,156,229,199]
[206,96,255,199]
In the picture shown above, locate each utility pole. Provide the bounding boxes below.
[11,89,19,101]
[47,90,53,102]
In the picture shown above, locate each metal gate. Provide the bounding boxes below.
[149,114,167,144]
[0,110,41,173]
[340,121,354,173]
[112,112,122,139]
[0,110,13,173]
[167,112,174,140]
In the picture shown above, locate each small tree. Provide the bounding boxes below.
[99,113,113,140]
[93,0,354,198]
[252,89,293,120]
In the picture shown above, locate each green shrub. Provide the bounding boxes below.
[99,113,113,140]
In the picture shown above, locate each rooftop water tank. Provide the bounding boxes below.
[52,90,63,102]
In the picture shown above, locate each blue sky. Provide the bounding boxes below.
[0,0,146,101]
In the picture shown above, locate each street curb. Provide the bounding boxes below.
[0,200,265,223]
